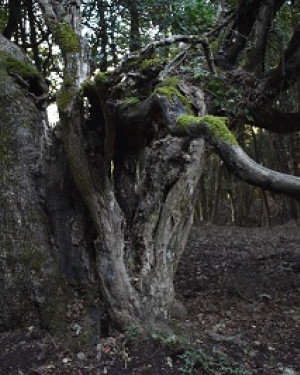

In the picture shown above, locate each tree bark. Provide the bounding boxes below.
[243,0,274,74]
[2,0,300,335]
[263,22,300,102]
[0,35,105,340]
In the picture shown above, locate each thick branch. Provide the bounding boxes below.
[173,117,300,200]
[141,34,210,56]
[150,87,300,199]
[212,141,300,200]
[217,0,285,68]
[218,0,262,67]
[249,106,300,134]
[243,0,274,74]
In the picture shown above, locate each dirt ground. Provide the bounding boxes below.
[1,223,300,374]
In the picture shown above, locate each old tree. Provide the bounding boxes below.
[1,0,300,338]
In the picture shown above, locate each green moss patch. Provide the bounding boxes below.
[176,114,238,145]
[176,115,198,130]
[81,78,94,92]
[121,96,140,109]
[154,77,192,113]
[141,58,160,70]
[95,72,110,85]
[0,51,41,81]
[57,88,77,111]
[52,22,79,53]
[159,76,180,87]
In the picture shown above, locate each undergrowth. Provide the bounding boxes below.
[125,326,252,374]
[179,346,252,375]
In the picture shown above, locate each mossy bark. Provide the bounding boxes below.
[0,36,105,343]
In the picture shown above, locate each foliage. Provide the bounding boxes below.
[179,346,252,375]
[150,329,189,348]
[125,324,144,342]
[121,97,140,110]
[195,72,242,116]
[140,58,160,70]
[95,72,110,85]
[144,328,251,375]
[170,0,217,35]
[81,0,217,71]
[144,0,216,36]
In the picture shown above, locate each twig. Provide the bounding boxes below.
[206,9,238,40]
[159,47,190,81]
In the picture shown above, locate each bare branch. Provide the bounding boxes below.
[111,33,216,81]
[159,48,189,81]
[248,106,300,134]
[141,34,209,56]
[179,118,300,199]
[206,8,238,40]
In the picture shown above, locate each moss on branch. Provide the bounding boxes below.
[95,72,110,85]
[159,76,180,87]
[176,114,238,145]
[154,76,192,113]
[140,58,160,70]
[0,51,41,81]
[57,88,77,111]
[121,96,140,109]
[52,22,79,53]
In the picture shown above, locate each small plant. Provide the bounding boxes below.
[125,324,144,342]
[179,346,252,375]
[150,329,189,349]
[179,347,220,374]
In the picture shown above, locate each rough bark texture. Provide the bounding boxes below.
[2,0,300,335]
[243,0,274,74]
[0,26,207,330]
[0,35,105,342]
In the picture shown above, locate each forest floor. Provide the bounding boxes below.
[1,223,300,374]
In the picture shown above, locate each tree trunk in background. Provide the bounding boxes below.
[210,160,222,224]
[243,0,274,74]
[98,0,108,72]
[128,0,141,52]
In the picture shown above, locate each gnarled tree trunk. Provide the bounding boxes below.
[0,34,104,341]
[2,0,300,335]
